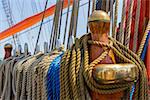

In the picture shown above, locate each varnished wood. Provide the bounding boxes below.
[88,12,124,100]
[4,43,12,59]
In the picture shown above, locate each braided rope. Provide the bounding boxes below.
[1,60,12,100]
[137,20,150,56]
[20,57,36,100]
[36,56,45,100]
[39,56,51,100]
[60,34,148,100]
[26,57,39,100]
[42,54,59,100]
[110,37,148,100]
[119,0,126,44]
[69,46,79,99]
[0,58,13,99]
[32,58,43,100]
[15,58,30,100]
[106,0,109,12]
[125,0,134,48]
[75,39,86,100]
[132,0,141,53]
[60,52,68,99]
[113,0,119,39]
[60,51,72,99]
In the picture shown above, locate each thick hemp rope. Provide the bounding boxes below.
[113,0,119,39]
[60,33,148,100]
[137,20,150,56]
[132,0,141,53]
[125,0,134,48]
[119,0,126,44]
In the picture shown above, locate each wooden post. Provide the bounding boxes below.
[88,10,124,100]
[4,43,12,59]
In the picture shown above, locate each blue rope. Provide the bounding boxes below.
[130,84,135,100]
[47,52,64,100]
[141,31,150,61]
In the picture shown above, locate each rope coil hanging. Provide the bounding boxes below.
[60,33,148,100]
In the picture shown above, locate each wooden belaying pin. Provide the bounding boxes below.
[88,10,124,100]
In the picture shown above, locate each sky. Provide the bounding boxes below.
[0,0,123,59]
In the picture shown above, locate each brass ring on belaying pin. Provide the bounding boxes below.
[93,64,139,84]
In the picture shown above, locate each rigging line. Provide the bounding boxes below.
[113,0,119,39]
[67,0,76,49]
[38,0,50,43]
[26,31,34,53]
[110,0,114,36]
[34,0,49,54]
[119,0,126,44]
[52,0,62,50]
[124,0,134,48]
[63,0,70,45]
[132,0,141,53]
[92,0,96,12]
[0,1,89,45]
[58,1,64,39]
[106,0,110,13]
[73,0,80,38]
[30,0,47,44]
[87,0,91,33]
[48,19,52,42]
[49,0,58,50]
[37,0,50,43]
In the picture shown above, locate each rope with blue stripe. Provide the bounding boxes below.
[47,52,64,100]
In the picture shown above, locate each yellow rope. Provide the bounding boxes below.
[60,51,72,99]
[60,33,148,100]
[137,20,150,56]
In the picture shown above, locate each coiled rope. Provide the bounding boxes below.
[60,33,148,100]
